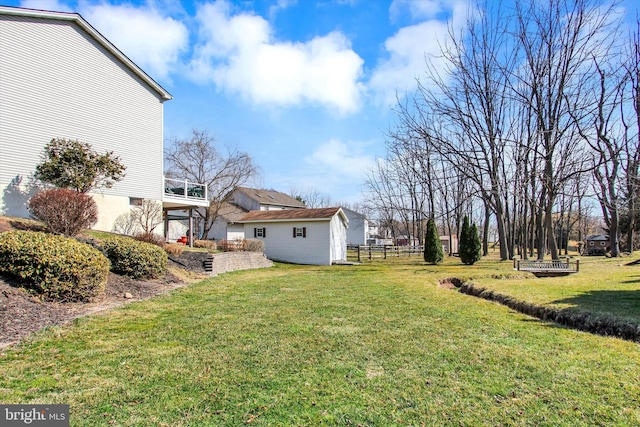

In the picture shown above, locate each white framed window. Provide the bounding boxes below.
[293,227,306,238]
[254,227,266,238]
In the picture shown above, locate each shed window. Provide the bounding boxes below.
[254,227,266,238]
[293,227,306,238]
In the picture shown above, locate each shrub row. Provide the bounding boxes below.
[0,231,109,302]
[216,239,264,252]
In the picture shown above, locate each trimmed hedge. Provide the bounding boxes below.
[0,230,109,302]
[101,235,167,279]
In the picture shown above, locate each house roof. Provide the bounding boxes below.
[217,202,248,223]
[239,207,347,223]
[234,187,307,208]
[0,6,172,101]
[586,234,608,241]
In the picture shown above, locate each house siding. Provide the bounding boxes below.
[246,221,332,265]
[330,214,347,262]
[0,15,165,223]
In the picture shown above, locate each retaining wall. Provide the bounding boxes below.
[207,252,273,276]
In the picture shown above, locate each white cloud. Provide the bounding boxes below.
[305,139,374,180]
[190,0,365,114]
[79,3,188,80]
[369,1,469,106]
[389,0,443,22]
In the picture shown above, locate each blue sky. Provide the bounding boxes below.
[4,0,640,204]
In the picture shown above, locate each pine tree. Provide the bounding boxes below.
[423,218,443,264]
[459,215,482,265]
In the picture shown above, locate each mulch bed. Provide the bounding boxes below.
[0,257,206,350]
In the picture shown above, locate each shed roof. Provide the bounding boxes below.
[239,207,347,223]
[0,5,172,101]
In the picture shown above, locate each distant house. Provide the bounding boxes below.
[207,201,248,241]
[0,6,207,235]
[341,207,368,245]
[585,234,609,256]
[239,207,349,265]
[232,187,306,211]
[440,235,459,255]
[204,187,306,240]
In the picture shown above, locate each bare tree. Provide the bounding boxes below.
[289,187,333,208]
[512,0,618,259]
[622,19,640,253]
[164,130,258,238]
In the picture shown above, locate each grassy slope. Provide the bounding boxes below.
[1,255,639,426]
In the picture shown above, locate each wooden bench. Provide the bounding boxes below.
[513,258,579,277]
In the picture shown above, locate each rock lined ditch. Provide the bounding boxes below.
[441,278,640,343]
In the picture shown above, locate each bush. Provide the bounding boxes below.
[244,239,265,252]
[133,231,166,248]
[459,215,482,265]
[0,231,109,302]
[216,239,239,252]
[164,243,184,256]
[423,218,443,265]
[101,235,167,279]
[194,239,217,250]
[28,188,98,236]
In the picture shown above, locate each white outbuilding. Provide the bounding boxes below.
[239,207,349,266]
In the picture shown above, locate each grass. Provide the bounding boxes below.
[1,255,640,426]
[468,254,640,324]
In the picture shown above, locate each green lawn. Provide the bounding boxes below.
[1,255,639,426]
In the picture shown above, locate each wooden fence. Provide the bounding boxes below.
[348,245,423,262]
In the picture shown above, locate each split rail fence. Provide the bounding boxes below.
[348,245,424,262]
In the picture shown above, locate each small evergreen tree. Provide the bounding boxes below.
[459,215,482,265]
[423,218,443,264]
[34,138,126,192]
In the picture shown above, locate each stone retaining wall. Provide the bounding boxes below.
[207,252,273,276]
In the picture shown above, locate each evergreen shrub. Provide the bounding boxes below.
[0,230,109,301]
[423,218,444,264]
[101,235,167,279]
[459,216,482,265]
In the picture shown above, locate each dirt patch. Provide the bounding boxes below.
[0,266,204,350]
[0,249,210,351]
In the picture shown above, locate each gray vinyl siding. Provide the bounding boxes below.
[0,15,165,204]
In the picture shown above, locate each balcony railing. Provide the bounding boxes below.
[163,177,207,201]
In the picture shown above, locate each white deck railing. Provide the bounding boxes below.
[163,177,207,201]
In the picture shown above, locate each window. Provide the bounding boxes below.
[254,227,266,238]
[293,227,306,238]
[129,197,143,206]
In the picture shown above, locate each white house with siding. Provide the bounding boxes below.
[0,6,208,234]
[205,187,306,240]
[341,207,368,245]
[239,207,348,266]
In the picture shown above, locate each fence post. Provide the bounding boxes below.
[357,245,361,263]
[576,259,580,272]
[369,245,372,260]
